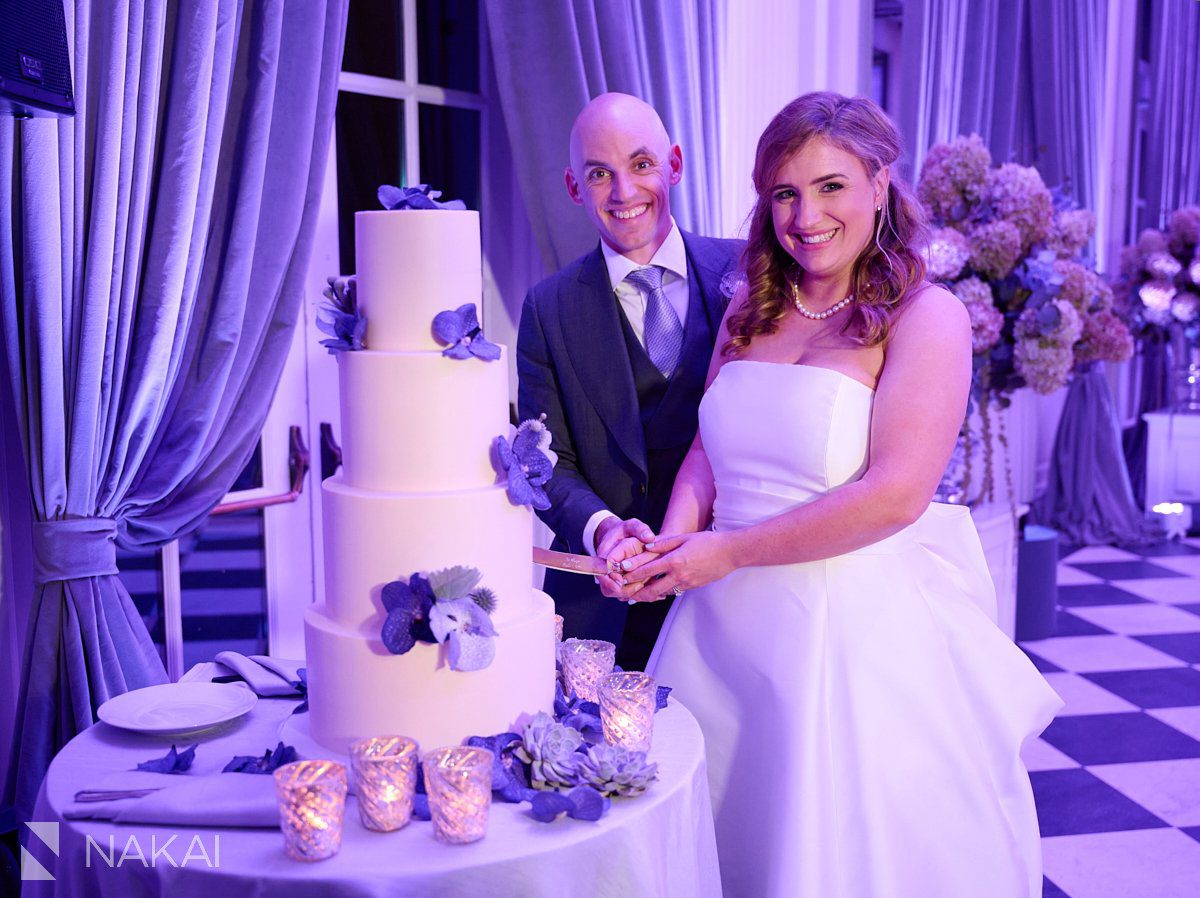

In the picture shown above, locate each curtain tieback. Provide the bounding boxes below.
[32,517,120,585]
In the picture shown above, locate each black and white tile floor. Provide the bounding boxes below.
[1021,537,1200,897]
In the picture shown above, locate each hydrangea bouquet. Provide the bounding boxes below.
[919,135,1133,400]
[1114,206,1200,411]
[918,136,1134,503]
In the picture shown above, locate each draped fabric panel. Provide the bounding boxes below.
[1,0,347,822]
[483,0,723,270]
[1139,0,1200,231]
[1032,365,1159,546]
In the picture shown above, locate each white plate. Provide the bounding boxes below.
[98,682,258,735]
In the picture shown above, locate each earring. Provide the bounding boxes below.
[876,204,882,212]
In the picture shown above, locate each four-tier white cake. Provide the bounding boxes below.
[303,208,557,753]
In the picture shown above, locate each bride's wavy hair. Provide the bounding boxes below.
[724,92,928,356]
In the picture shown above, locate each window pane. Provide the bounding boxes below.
[335,93,405,274]
[179,509,268,671]
[417,0,479,92]
[343,0,403,80]
[229,440,263,492]
[119,545,167,669]
[418,103,480,213]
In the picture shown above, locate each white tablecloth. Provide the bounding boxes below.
[28,695,721,897]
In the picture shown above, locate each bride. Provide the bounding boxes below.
[600,92,1062,898]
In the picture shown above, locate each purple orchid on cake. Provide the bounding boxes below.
[379,565,499,672]
[316,275,366,353]
[378,183,467,211]
[492,413,557,510]
[432,303,502,361]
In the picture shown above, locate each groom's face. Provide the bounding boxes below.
[566,101,682,266]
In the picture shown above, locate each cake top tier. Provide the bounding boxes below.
[355,209,482,352]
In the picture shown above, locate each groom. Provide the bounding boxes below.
[517,93,742,670]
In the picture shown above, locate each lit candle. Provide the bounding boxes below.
[423,746,494,844]
[274,760,348,861]
[559,638,616,702]
[598,671,656,751]
[350,735,419,832]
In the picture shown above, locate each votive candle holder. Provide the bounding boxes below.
[274,760,348,861]
[559,638,616,702]
[553,614,564,643]
[350,735,419,832]
[598,671,657,751]
[423,746,494,844]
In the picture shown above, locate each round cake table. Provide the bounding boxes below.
[27,694,722,897]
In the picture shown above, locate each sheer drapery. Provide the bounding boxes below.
[897,0,1104,210]
[483,0,723,270]
[1139,0,1200,231]
[0,0,347,822]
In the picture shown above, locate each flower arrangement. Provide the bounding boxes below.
[918,135,1133,399]
[1115,206,1200,342]
[316,275,365,353]
[379,566,498,671]
[432,303,501,361]
[492,414,557,510]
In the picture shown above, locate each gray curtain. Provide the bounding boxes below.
[483,0,723,270]
[897,0,1104,210]
[1,0,347,822]
[1139,0,1200,230]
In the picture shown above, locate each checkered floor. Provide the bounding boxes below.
[1020,537,1200,898]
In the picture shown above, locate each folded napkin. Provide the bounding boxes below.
[211,652,303,697]
[65,770,280,828]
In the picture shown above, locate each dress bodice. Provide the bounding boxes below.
[701,360,875,531]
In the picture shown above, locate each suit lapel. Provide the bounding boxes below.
[560,246,647,474]
[682,232,732,337]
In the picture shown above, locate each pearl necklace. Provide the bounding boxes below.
[790,282,853,320]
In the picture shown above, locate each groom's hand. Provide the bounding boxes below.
[594,516,656,559]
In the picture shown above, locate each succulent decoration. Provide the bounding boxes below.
[492,413,557,510]
[316,275,365,354]
[379,566,498,672]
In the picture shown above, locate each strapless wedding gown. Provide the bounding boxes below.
[648,361,1062,898]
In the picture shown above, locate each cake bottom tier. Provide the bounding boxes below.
[304,590,557,754]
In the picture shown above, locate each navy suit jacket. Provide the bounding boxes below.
[516,231,743,652]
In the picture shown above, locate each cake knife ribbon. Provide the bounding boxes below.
[532,547,612,576]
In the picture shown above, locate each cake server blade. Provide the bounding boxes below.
[532,547,610,576]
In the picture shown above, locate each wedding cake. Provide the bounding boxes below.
[303,207,557,754]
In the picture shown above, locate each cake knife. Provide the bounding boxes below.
[532,547,612,577]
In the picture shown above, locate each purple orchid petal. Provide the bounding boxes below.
[468,336,502,361]
[455,303,480,332]
[382,607,417,655]
[491,435,515,476]
[448,629,496,671]
[506,466,535,507]
[530,484,552,512]
[441,343,473,360]
[529,791,575,823]
[432,308,467,345]
[381,578,416,613]
[523,452,554,487]
[564,786,609,821]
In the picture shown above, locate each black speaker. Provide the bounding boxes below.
[0,0,75,117]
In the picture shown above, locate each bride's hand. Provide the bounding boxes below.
[620,531,736,602]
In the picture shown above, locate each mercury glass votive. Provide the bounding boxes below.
[553,614,564,643]
[423,746,494,844]
[599,671,657,751]
[559,638,616,702]
[274,760,348,861]
[350,735,419,832]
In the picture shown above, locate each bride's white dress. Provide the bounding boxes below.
[648,361,1063,898]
